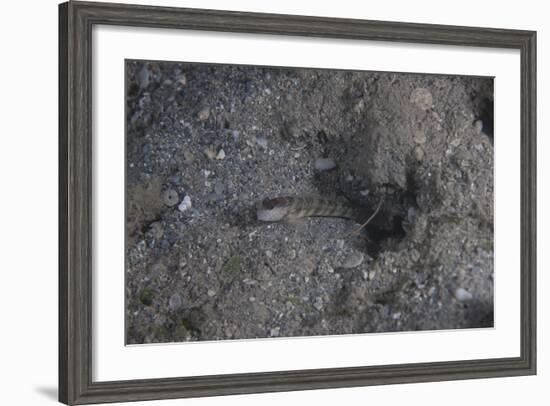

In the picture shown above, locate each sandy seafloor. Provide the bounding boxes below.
[125,60,494,344]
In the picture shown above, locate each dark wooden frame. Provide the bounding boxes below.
[59,1,536,404]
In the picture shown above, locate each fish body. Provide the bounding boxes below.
[257,196,368,224]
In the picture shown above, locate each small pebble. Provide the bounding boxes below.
[149,222,164,239]
[162,189,179,206]
[413,145,425,161]
[183,149,195,163]
[413,129,427,144]
[255,137,268,148]
[177,74,187,86]
[407,207,417,223]
[178,195,192,212]
[207,289,216,297]
[410,87,433,110]
[269,327,280,337]
[214,182,224,195]
[380,305,390,317]
[149,262,167,279]
[342,252,364,268]
[169,293,182,311]
[137,65,149,89]
[474,119,483,134]
[353,99,365,114]
[265,250,273,258]
[204,147,216,160]
[168,175,182,185]
[454,288,473,302]
[313,297,323,311]
[198,107,210,121]
[289,249,296,259]
[450,137,461,147]
[216,149,226,160]
[410,249,420,262]
[314,157,336,171]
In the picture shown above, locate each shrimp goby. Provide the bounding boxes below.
[256,196,375,224]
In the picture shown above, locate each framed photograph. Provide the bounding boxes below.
[59,1,536,404]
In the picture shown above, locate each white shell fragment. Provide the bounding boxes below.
[474,119,484,134]
[454,288,473,302]
[178,195,192,212]
[216,148,226,160]
[314,157,336,171]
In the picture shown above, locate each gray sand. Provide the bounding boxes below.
[125,60,493,344]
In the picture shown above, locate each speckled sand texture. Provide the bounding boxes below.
[125,61,494,344]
